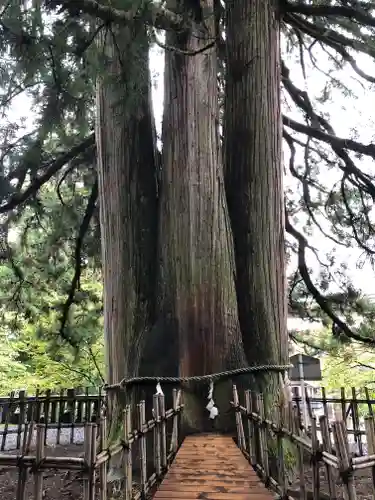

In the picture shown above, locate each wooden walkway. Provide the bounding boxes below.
[154,435,274,500]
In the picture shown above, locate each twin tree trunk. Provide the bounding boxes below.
[96,0,286,435]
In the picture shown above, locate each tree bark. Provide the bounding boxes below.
[154,0,247,433]
[95,25,158,437]
[224,0,288,384]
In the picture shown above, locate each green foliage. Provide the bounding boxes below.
[0,179,103,392]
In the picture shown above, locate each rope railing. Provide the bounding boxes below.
[103,364,292,391]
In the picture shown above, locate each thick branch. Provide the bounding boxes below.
[283,115,375,164]
[59,178,98,347]
[0,134,95,213]
[47,0,184,30]
[284,1,375,28]
[285,212,375,345]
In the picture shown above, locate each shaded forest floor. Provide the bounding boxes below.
[289,463,374,500]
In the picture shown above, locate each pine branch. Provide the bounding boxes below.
[59,178,98,347]
[46,0,184,31]
[283,115,375,170]
[285,12,375,82]
[284,1,375,28]
[283,129,345,247]
[285,211,375,346]
[0,134,95,213]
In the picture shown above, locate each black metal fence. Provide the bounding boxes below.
[0,388,104,450]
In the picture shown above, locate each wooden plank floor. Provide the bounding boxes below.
[153,434,274,500]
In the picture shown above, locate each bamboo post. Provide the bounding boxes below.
[276,403,287,498]
[319,415,337,500]
[153,393,161,477]
[257,393,270,481]
[169,389,179,455]
[34,424,46,500]
[364,416,375,498]
[123,406,132,500]
[333,420,356,500]
[233,385,245,450]
[100,417,107,500]
[245,390,256,465]
[138,401,147,497]
[159,393,167,470]
[83,423,96,500]
[293,406,307,500]
[310,417,320,500]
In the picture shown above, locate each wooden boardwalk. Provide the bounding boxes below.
[154,434,274,500]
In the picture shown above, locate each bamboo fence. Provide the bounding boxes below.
[0,389,183,500]
[232,385,375,500]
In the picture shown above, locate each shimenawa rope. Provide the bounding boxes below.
[103,364,292,391]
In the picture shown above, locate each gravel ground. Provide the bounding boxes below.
[0,425,85,451]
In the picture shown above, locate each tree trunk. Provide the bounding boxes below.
[96,25,158,438]
[224,0,288,388]
[153,0,247,433]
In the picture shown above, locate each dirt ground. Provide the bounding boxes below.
[1,442,374,500]
[289,462,375,500]
[0,444,86,500]
[0,443,152,500]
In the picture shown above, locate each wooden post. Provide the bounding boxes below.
[16,416,34,500]
[159,394,167,469]
[67,388,76,444]
[233,385,245,450]
[276,404,287,498]
[364,416,375,498]
[153,393,161,477]
[100,417,107,500]
[16,390,26,450]
[341,387,347,425]
[138,401,147,497]
[1,391,14,451]
[310,417,320,500]
[245,390,256,465]
[365,387,373,417]
[169,389,179,455]
[333,420,356,500]
[83,423,96,500]
[43,390,51,446]
[123,406,133,500]
[319,415,337,500]
[57,389,64,445]
[257,394,270,481]
[34,424,45,500]
[293,406,307,500]
[351,387,362,456]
